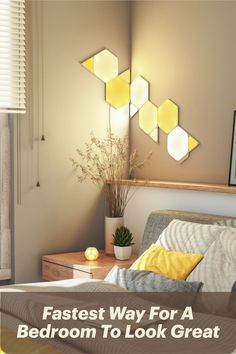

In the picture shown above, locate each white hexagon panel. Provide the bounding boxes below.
[167,126,189,161]
[94,49,118,83]
[130,76,149,109]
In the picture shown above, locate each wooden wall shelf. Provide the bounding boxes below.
[107,179,236,195]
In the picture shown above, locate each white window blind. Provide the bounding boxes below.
[0,0,26,114]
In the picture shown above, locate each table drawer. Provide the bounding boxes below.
[42,261,92,281]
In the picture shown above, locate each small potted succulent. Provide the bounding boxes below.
[112,226,134,260]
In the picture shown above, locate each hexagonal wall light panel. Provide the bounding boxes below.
[93,49,118,83]
[188,135,199,152]
[81,57,94,73]
[106,72,130,109]
[131,76,149,109]
[139,101,158,135]
[158,99,178,134]
[119,69,130,83]
[167,126,189,161]
[81,49,118,83]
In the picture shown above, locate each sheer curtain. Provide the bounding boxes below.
[0,0,25,281]
[0,113,11,279]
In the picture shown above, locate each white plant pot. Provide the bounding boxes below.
[114,245,132,260]
[105,216,124,255]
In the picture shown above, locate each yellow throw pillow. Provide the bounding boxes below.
[130,244,203,280]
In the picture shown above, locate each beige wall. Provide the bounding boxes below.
[13,0,236,283]
[130,1,236,184]
[14,0,130,283]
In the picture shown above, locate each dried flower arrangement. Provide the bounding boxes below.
[71,130,152,217]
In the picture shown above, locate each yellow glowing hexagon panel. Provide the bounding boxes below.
[139,101,158,134]
[188,135,199,152]
[93,49,118,83]
[131,76,149,109]
[81,57,94,73]
[158,99,178,134]
[119,69,130,83]
[167,126,189,161]
[106,73,130,109]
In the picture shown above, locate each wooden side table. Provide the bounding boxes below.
[42,250,137,281]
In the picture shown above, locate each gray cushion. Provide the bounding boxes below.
[213,219,236,228]
[188,228,236,291]
[156,219,222,254]
[105,266,203,292]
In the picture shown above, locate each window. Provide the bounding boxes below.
[0,0,26,113]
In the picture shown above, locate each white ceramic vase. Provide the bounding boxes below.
[105,216,124,255]
[114,245,132,260]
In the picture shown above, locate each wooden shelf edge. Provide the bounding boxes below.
[107,179,236,195]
